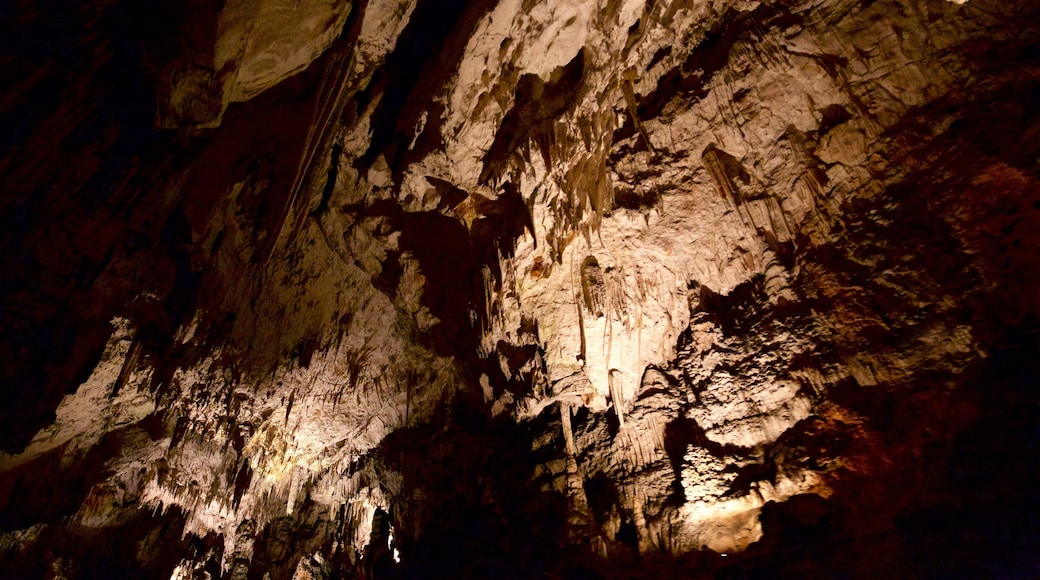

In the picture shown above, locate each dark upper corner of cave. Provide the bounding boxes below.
[1,0,1039,578]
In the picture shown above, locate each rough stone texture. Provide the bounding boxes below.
[2,0,1039,577]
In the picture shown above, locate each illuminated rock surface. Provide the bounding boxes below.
[2,0,1039,577]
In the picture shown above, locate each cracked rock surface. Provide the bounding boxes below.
[2,0,1039,577]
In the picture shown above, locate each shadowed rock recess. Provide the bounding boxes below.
[2,0,1039,577]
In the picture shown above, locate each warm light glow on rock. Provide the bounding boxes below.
[0,0,1036,576]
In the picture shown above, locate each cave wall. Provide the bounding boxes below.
[2,0,1039,577]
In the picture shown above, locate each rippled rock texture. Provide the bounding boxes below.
[2,0,1039,577]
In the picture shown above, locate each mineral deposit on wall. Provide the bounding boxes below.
[1,0,1038,577]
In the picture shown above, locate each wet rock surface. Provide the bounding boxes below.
[2,0,1039,577]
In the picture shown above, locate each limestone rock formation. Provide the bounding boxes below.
[2,0,1039,577]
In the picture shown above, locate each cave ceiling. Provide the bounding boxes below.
[1,0,1039,577]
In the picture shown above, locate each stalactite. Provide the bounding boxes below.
[701,144,746,206]
[580,255,606,317]
[111,333,143,397]
[560,402,577,456]
[622,69,655,153]
[608,369,625,428]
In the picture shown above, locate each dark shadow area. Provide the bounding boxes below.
[359,0,498,179]
[636,5,803,122]
[720,323,1040,579]
[365,400,573,579]
[479,50,587,185]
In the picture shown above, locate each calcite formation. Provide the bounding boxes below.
[2,0,1039,577]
